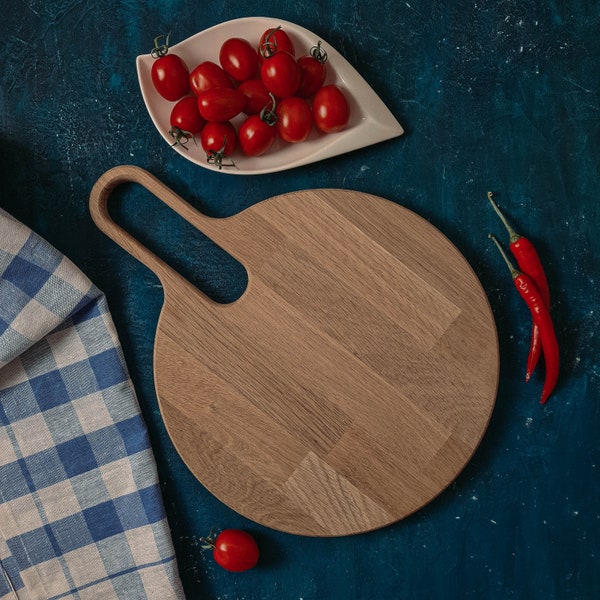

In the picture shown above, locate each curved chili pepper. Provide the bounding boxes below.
[489,235,559,404]
[487,192,551,381]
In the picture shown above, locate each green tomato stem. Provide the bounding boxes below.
[260,93,278,126]
[151,32,171,58]
[310,41,328,63]
[260,26,282,59]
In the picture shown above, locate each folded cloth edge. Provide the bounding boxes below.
[0,207,185,599]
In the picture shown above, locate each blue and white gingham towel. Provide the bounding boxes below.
[0,208,184,599]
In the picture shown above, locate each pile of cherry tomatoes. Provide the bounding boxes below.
[150,26,350,167]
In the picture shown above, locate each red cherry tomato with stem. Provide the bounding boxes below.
[219,37,259,82]
[297,42,328,97]
[258,26,295,60]
[275,97,313,143]
[200,121,237,169]
[260,51,300,98]
[197,87,245,122]
[169,96,205,148]
[150,34,189,101]
[238,110,277,157]
[170,96,204,135]
[313,84,350,133]
[205,530,259,573]
[190,61,233,96]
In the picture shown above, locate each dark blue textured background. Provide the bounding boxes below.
[1,1,599,598]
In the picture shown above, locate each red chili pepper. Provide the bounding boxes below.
[487,192,551,381]
[489,234,559,404]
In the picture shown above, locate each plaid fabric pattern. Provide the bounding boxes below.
[0,208,184,599]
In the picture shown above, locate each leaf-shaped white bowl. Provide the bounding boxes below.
[136,17,404,175]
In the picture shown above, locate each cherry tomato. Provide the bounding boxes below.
[197,88,245,122]
[201,121,237,169]
[219,37,259,82]
[297,54,327,97]
[169,96,204,135]
[260,51,300,98]
[212,530,259,572]
[238,78,272,115]
[201,121,237,155]
[312,85,350,133]
[258,26,295,60]
[238,114,276,156]
[190,61,233,96]
[151,54,190,101]
[275,97,313,143]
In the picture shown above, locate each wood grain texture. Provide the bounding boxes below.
[89,165,499,536]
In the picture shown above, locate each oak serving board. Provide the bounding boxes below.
[89,165,499,537]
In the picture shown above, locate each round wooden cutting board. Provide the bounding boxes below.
[90,166,499,537]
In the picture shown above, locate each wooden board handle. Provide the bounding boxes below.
[89,165,214,287]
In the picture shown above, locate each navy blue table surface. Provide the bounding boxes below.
[1,1,598,598]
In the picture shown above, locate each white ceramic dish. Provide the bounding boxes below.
[136,17,404,175]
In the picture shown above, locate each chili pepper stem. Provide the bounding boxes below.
[488,234,519,278]
[487,192,520,244]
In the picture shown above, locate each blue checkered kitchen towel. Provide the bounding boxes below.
[0,208,184,599]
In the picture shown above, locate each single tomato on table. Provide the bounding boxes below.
[219,37,259,82]
[203,529,259,572]
[312,84,350,133]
